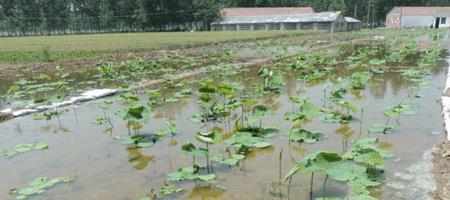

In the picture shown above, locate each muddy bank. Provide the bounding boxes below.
[432,141,450,200]
[434,47,450,200]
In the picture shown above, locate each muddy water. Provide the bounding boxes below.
[0,61,447,200]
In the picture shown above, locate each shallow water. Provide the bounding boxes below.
[0,60,447,200]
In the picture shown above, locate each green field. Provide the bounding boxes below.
[0,31,313,62]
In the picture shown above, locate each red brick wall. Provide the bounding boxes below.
[387,14,401,28]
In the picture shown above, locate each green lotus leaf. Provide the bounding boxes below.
[181,143,207,157]
[289,129,326,143]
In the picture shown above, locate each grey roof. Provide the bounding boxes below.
[344,17,361,23]
[212,12,342,25]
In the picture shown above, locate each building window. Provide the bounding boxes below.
[442,18,447,24]
[317,22,330,30]
[239,24,251,31]
[284,23,297,30]
[254,24,266,30]
[301,23,313,29]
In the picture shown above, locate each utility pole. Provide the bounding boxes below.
[354,4,357,18]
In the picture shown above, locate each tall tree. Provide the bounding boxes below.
[0,0,450,36]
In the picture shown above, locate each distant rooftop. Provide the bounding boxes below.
[390,7,450,16]
[212,12,342,25]
[344,17,361,23]
[222,7,315,16]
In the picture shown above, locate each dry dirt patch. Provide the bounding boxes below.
[432,141,450,200]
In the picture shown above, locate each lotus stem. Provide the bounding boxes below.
[73,105,79,123]
[279,148,283,183]
[206,143,210,173]
[359,108,364,136]
[383,116,391,134]
[310,172,314,200]
[287,176,293,200]
[323,174,329,197]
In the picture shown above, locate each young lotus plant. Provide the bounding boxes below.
[322,88,359,124]
[116,104,156,149]
[284,150,385,200]
[196,130,223,173]
[351,72,372,90]
[95,101,113,130]
[155,120,179,138]
[257,67,285,93]
[369,101,416,134]
[189,80,225,129]
[284,97,321,127]
[181,143,208,168]
[117,105,150,135]
[32,94,69,129]
[235,104,280,138]
[147,89,162,108]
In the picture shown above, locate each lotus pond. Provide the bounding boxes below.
[0,29,449,200]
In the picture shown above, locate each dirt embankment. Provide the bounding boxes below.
[432,141,450,200]
[0,50,181,80]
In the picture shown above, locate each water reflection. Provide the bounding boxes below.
[245,145,275,161]
[289,143,309,163]
[153,98,189,120]
[187,185,225,200]
[127,147,153,170]
[40,125,70,134]
[335,124,355,154]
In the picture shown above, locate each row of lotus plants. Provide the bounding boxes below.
[4,29,447,200]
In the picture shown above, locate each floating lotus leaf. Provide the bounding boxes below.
[225,133,271,149]
[384,102,416,118]
[289,129,326,143]
[167,166,215,182]
[197,174,216,181]
[121,134,155,148]
[160,184,183,195]
[212,154,245,166]
[3,142,49,159]
[344,137,393,167]
[9,176,73,200]
[368,124,394,133]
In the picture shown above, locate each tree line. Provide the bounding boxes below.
[0,0,449,36]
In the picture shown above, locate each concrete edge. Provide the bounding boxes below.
[441,55,450,141]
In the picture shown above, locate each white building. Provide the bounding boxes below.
[211,7,361,32]
[386,7,450,29]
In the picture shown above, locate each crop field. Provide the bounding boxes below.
[0,31,313,62]
[0,29,449,200]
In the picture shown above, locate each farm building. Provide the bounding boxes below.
[211,7,361,32]
[345,17,362,31]
[386,7,450,29]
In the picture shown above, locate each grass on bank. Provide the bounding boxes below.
[0,31,313,62]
